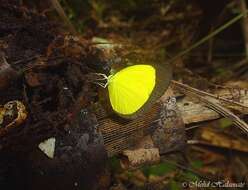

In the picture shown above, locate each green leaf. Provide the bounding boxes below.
[142,162,176,177]
[182,171,199,181]
[127,171,133,179]
[108,156,121,172]
[169,180,182,190]
[219,118,233,128]
[190,160,203,169]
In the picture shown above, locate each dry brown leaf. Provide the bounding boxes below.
[120,148,160,170]
[200,128,248,153]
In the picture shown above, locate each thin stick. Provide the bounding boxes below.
[169,10,248,63]
[50,0,77,35]
[162,159,213,181]
[171,80,248,112]
[173,81,248,134]
[239,0,248,58]
[187,139,248,153]
[201,97,248,134]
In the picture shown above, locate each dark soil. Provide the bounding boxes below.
[0,1,109,190]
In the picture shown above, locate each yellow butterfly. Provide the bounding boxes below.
[92,64,171,119]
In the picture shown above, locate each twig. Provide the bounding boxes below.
[200,97,248,134]
[171,80,248,112]
[50,0,77,35]
[172,81,248,134]
[187,139,248,153]
[162,159,213,181]
[169,9,248,63]
[239,0,248,58]
[207,26,214,63]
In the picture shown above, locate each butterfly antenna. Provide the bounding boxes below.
[89,73,109,88]
[93,81,109,88]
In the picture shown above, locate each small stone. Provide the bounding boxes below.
[38,137,56,159]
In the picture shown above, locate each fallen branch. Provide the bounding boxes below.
[171,80,248,112]
[172,80,248,134]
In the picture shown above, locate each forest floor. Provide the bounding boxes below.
[0,0,248,190]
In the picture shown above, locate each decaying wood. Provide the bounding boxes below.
[100,88,186,158]
[151,92,186,154]
[115,89,186,169]
[99,104,161,156]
